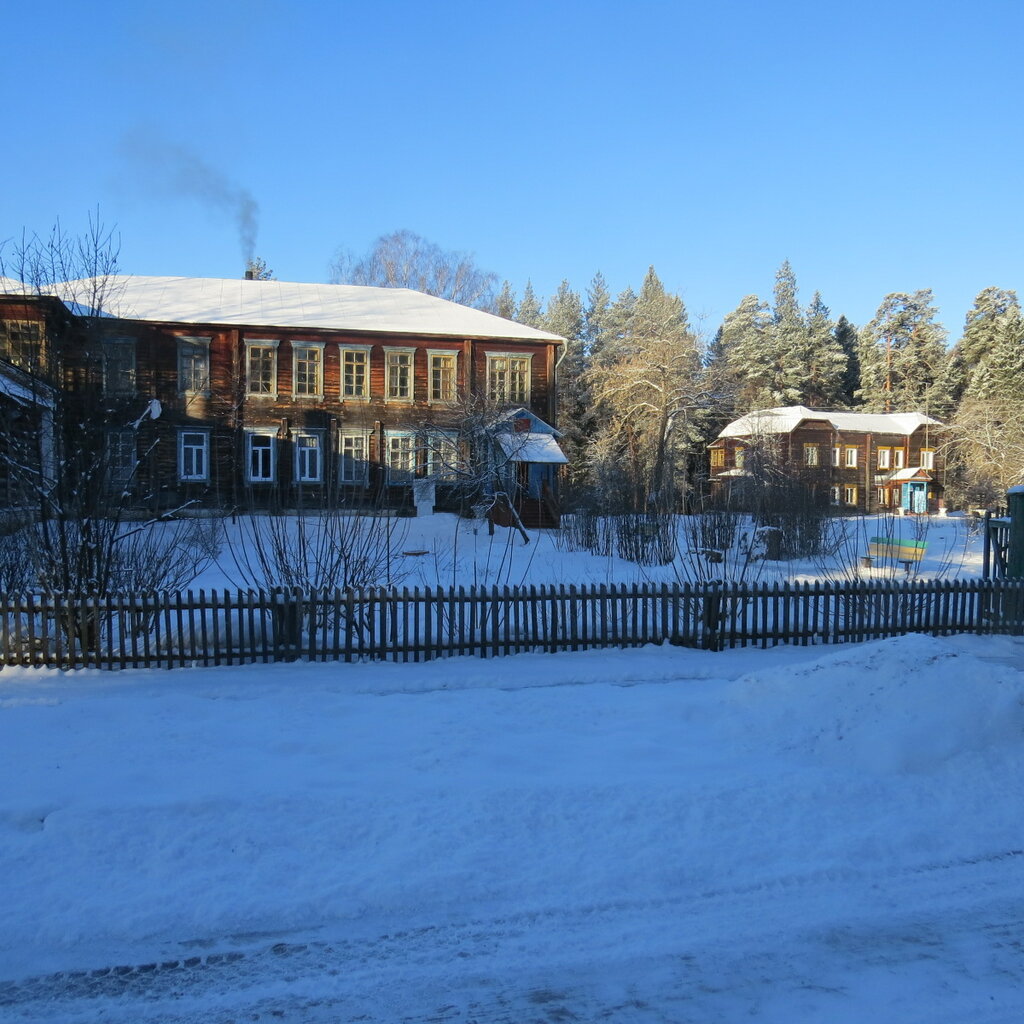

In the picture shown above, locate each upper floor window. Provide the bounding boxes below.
[803,444,819,466]
[385,348,414,402]
[428,350,458,403]
[831,446,841,467]
[0,319,43,370]
[734,446,746,470]
[293,343,324,398]
[844,446,858,468]
[294,431,323,482]
[710,447,725,468]
[246,340,278,397]
[877,447,891,470]
[893,448,905,469]
[340,345,371,400]
[487,353,531,404]
[102,339,136,397]
[179,429,209,482]
[177,337,211,395]
[920,448,935,470]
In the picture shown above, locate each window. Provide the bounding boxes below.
[877,487,889,507]
[830,485,841,506]
[385,348,414,402]
[245,432,275,483]
[106,430,135,490]
[710,447,725,468]
[845,446,858,468]
[893,448,905,469]
[177,337,211,395]
[340,346,370,400]
[803,444,819,467]
[294,431,323,482]
[831,446,841,467]
[734,446,746,470]
[426,432,460,480]
[877,447,891,469]
[103,339,136,396]
[293,343,324,398]
[428,350,458,403]
[179,430,209,482]
[921,449,935,470]
[386,433,417,482]
[0,320,43,369]
[844,485,858,506]
[487,353,531,404]
[246,341,279,396]
[339,432,370,484]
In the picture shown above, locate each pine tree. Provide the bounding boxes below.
[801,292,847,407]
[857,290,948,413]
[834,316,861,407]
[516,280,543,328]
[495,280,517,321]
[584,271,611,357]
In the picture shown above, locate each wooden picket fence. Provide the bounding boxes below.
[1,578,1022,671]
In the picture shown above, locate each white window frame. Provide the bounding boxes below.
[178,429,209,482]
[427,349,459,404]
[425,430,460,480]
[292,341,325,400]
[245,429,276,483]
[844,446,858,469]
[293,430,324,483]
[486,351,531,405]
[803,444,819,467]
[385,431,417,482]
[830,485,841,506]
[844,484,858,506]
[734,446,746,470]
[177,336,211,396]
[831,446,841,467]
[877,447,891,470]
[385,347,416,403]
[245,339,279,398]
[339,344,372,401]
[339,430,371,484]
[102,338,136,397]
[893,448,905,469]
[920,448,934,470]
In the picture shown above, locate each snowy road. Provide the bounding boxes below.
[5,845,1024,1022]
[3,635,1024,1022]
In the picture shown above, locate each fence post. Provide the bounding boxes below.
[1006,487,1024,578]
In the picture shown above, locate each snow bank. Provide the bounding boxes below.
[729,633,1024,773]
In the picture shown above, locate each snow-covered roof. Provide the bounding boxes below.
[886,467,933,482]
[0,365,53,408]
[496,431,568,464]
[50,276,565,344]
[0,276,26,294]
[718,405,942,439]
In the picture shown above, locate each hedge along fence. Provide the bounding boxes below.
[1,579,1023,671]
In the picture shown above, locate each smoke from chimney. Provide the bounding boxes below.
[118,129,259,264]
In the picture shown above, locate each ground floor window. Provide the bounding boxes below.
[179,430,209,482]
[830,485,841,506]
[106,430,136,490]
[386,433,417,482]
[246,432,275,483]
[339,432,369,484]
[844,485,858,507]
[294,432,323,483]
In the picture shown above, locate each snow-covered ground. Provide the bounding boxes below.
[193,510,986,593]
[3,627,1024,1022]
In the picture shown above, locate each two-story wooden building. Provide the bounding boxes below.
[708,405,944,514]
[0,275,567,522]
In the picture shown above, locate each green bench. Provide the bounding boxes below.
[866,536,927,571]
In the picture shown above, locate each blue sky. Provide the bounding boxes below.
[2,0,1022,336]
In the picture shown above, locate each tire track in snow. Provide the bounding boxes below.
[3,846,1024,1022]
